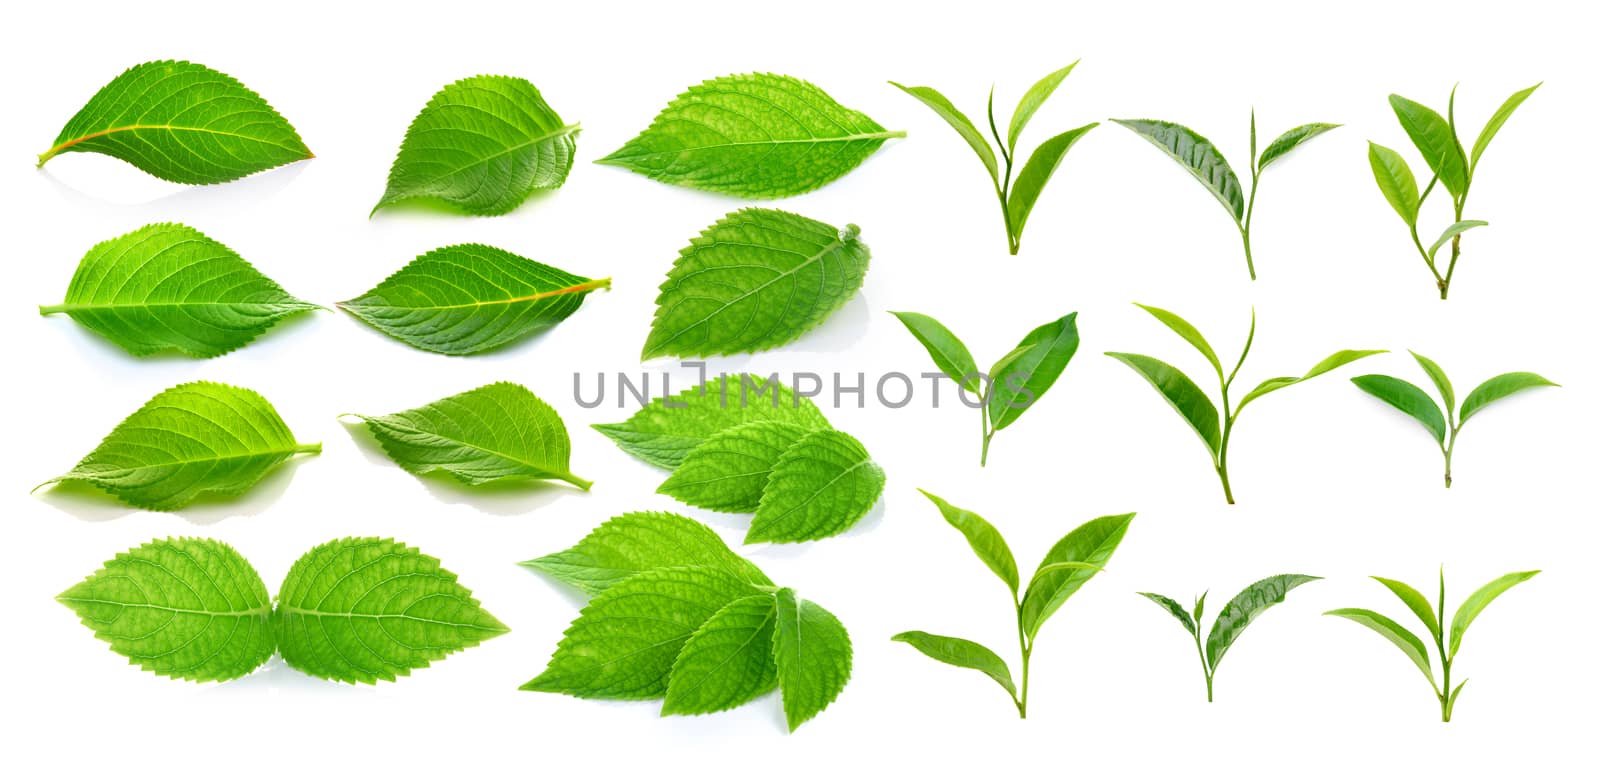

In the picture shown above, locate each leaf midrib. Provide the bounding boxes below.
[277,605,505,632]
[342,277,609,312]
[65,442,317,476]
[60,598,270,617]
[40,124,310,163]
[600,129,905,162]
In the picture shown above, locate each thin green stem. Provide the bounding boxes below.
[1192,626,1214,702]
[980,394,993,467]
[1240,170,1260,280]
[1014,600,1032,719]
[1442,420,1458,488]
[1439,197,1468,300]
[987,90,1019,255]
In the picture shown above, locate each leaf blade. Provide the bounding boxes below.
[773,588,852,732]
[520,511,771,596]
[1020,513,1135,639]
[1368,142,1421,228]
[1351,374,1448,444]
[918,489,1019,595]
[593,374,831,470]
[1204,574,1320,671]
[988,312,1080,433]
[891,631,1016,699]
[1006,62,1079,152]
[1005,123,1098,243]
[1324,608,1435,687]
[658,421,813,512]
[1237,349,1387,411]
[1389,94,1468,199]
[747,430,885,544]
[1409,351,1456,416]
[888,81,998,182]
[662,593,779,716]
[1426,220,1488,260]
[1257,122,1341,170]
[1371,576,1441,643]
[890,311,980,393]
[1449,571,1539,657]
[1471,83,1540,171]
[1132,303,1223,378]
[1104,352,1221,458]
[1112,118,1244,222]
[1459,373,1559,425]
[1138,591,1197,636]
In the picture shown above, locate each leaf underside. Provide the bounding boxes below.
[1352,374,1447,444]
[747,429,885,544]
[773,588,852,732]
[522,511,771,596]
[593,374,831,469]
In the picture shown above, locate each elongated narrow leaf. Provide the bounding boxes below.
[1352,375,1447,444]
[39,223,319,358]
[600,73,901,198]
[38,60,312,184]
[888,82,997,181]
[349,382,589,490]
[1371,576,1441,643]
[1369,142,1421,227]
[1410,351,1456,416]
[38,381,319,510]
[593,374,831,469]
[1471,83,1540,171]
[1105,352,1221,457]
[919,489,1019,594]
[1324,608,1435,686]
[59,537,272,682]
[1020,513,1134,639]
[1138,592,1197,636]
[1237,349,1387,411]
[1459,373,1558,425]
[1257,122,1340,170]
[521,511,770,595]
[1007,62,1079,152]
[1204,574,1320,671]
[1112,118,1244,221]
[1389,94,1467,199]
[663,593,779,715]
[1133,303,1222,378]
[658,421,813,511]
[891,311,980,392]
[1427,220,1488,259]
[988,312,1079,432]
[374,75,578,215]
[643,209,870,359]
[891,631,1016,699]
[1006,123,1098,242]
[1449,571,1538,657]
[338,243,608,356]
[773,588,852,732]
[275,537,508,684]
[748,430,885,544]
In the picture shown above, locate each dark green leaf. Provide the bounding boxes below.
[889,82,998,182]
[1471,83,1540,171]
[1104,352,1221,458]
[891,311,980,393]
[1459,373,1559,425]
[1007,62,1079,152]
[987,313,1079,432]
[1019,513,1135,639]
[1204,574,1320,671]
[891,631,1016,699]
[1389,94,1468,199]
[1112,118,1244,221]
[1449,570,1538,657]
[919,489,1018,594]
[1257,122,1340,170]
[1351,374,1447,444]
[1006,123,1098,242]
[1138,592,1196,636]
[1368,142,1420,228]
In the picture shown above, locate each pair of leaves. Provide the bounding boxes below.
[39,60,311,184]
[373,75,579,215]
[642,209,870,359]
[892,64,1098,253]
[1141,574,1319,698]
[61,536,506,683]
[522,512,851,731]
[600,73,902,198]
[37,381,319,511]
[338,243,609,355]
[347,381,591,491]
[39,223,321,358]
[594,374,831,469]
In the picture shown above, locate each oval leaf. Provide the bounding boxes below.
[891,311,980,392]
[1007,62,1079,152]
[1237,349,1387,411]
[1427,220,1488,260]
[1105,352,1221,458]
[1006,123,1099,243]
[773,589,852,732]
[1138,591,1197,636]
[1324,608,1435,686]
[1471,83,1540,171]
[1458,372,1558,425]
[1351,374,1447,444]
[1389,94,1467,199]
[1020,513,1135,639]
[1112,118,1244,222]
[1257,122,1340,170]
[1368,142,1420,227]
[663,593,779,716]
[747,430,885,544]
[890,631,1015,699]
[919,489,1019,595]
[593,374,831,469]
[1204,574,1320,672]
[988,312,1080,433]
[520,511,771,596]
[1449,571,1539,657]
[658,421,813,512]
[1409,350,1456,416]
[888,81,998,181]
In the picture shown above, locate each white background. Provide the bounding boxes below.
[1,0,1593,767]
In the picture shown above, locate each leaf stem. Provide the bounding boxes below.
[1240,149,1261,280]
[1014,599,1032,719]
[294,443,323,455]
[1442,419,1458,489]
[1192,625,1214,702]
[986,89,1018,254]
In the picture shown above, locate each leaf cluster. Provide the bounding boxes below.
[1141,574,1319,701]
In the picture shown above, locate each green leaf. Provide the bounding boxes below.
[275,537,508,684]
[657,421,813,511]
[373,75,578,216]
[1447,679,1469,714]
[38,381,319,511]
[520,511,770,596]
[747,430,885,544]
[662,593,779,716]
[1471,83,1540,172]
[891,311,980,392]
[1324,608,1435,686]
[987,312,1080,433]
[890,631,1016,699]
[1138,591,1197,636]
[1111,118,1244,221]
[888,81,998,182]
[1368,142,1421,228]
[593,374,831,469]
[1371,576,1441,643]
[600,73,901,198]
[642,209,871,359]
[1006,123,1098,243]
[523,566,762,698]
[919,489,1019,595]
[38,60,311,184]
[337,243,608,356]
[348,381,589,490]
[1459,372,1559,425]
[1132,303,1223,378]
[773,588,852,732]
[1351,374,1448,444]
[1389,94,1468,199]
[39,223,320,358]
[1449,570,1539,657]
[1204,574,1320,672]
[58,537,272,682]
[1257,122,1340,170]
[1020,513,1135,639]
[1426,220,1488,260]
[1007,62,1079,152]
[1193,591,1208,625]
[1237,349,1387,411]
[1409,350,1456,416]
[1104,352,1221,458]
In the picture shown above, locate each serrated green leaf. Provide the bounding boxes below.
[1325,608,1435,687]
[1204,574,1319,672]
[521,511,770,596]
[642,209,870,359]
[38,381,319,511]
[919,489,1019,595]
[891,311,980,393]
[374,75,578,215]
[1257,122,1340,170]
[1410,350,1456,416]
[600,73,901,198]
[891,630,1016,699]
[773,588,852,732]
[1236,349,1387,411]
[658,421,812,512]
[1371,576,1441,643]
[1368,141,1420,227]
[1006,123,1098,242]
[1352,375,1447,444]
[1426,220,1488,260]
[747,430,885,544]
[349,381,589,490]
[593,374,831,469]
[1138,591,1197,636]
[1105,352,1221,458]
[1459,372,1559,425]
[1020,513,1134,639]
[889,81,998,182]
[1133,303,1223,378]
[988,312,1080,433]
[337,243,608,356]
[662,593,779,716]
[1389,94,1468,199]
[59,537,272,682]
[1471,83,1540,171]
[1449,570,1538,657]
[39,223,320,358]
[274,537,508,684]
[1112,118,1244,221]
[1007,62,1079,152]
[39,60,311,184]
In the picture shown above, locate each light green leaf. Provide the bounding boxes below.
[348,381,589,490]
[773,588,852,732]
[1006,123,1098,242]
[1368,142,1420,227]
[1427,220,1488,260]
[593,374,831,470]
[600,73,901,198]
[39,223,320,358]
[891,311,980,393]
[1138,591,1197,636]
[275,537,508,684]
[520,511,770,596]
[1459,373,1559,425]
[1133,303,1223,378]
[38,60,311,184]
[337,243,608,356]
[1105,352,1221,458]
[988,312,1080,433]
[889,81,998,182]
[1389,94,1468,199]
[1020,513,1135,639]
[919,489,1019,595]
[1471,83,1540,171]
[642,209,871,359]
[891,631,1016,699]
[658,421,813,512]
[1447,679,1469,714]
[373,75,578,215]
[1204,574,1320,672]
[1410,350,1456,416]
[1351,375,1448,444]
[1371,576,1441,643]
[38,381,319,511]
[1324,608,1435,687]
[58,537,272,682]
[747,430,885,544]
[1007,62,1079,152]
[1237,349,1387,411]
[1257,122,1340,170]
[1112,118,1244,221]
[662,594,779,716]
[1193,592,1208,625]
[1449,570,1539,657]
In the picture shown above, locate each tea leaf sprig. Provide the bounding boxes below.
[1140,574,1319,702]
